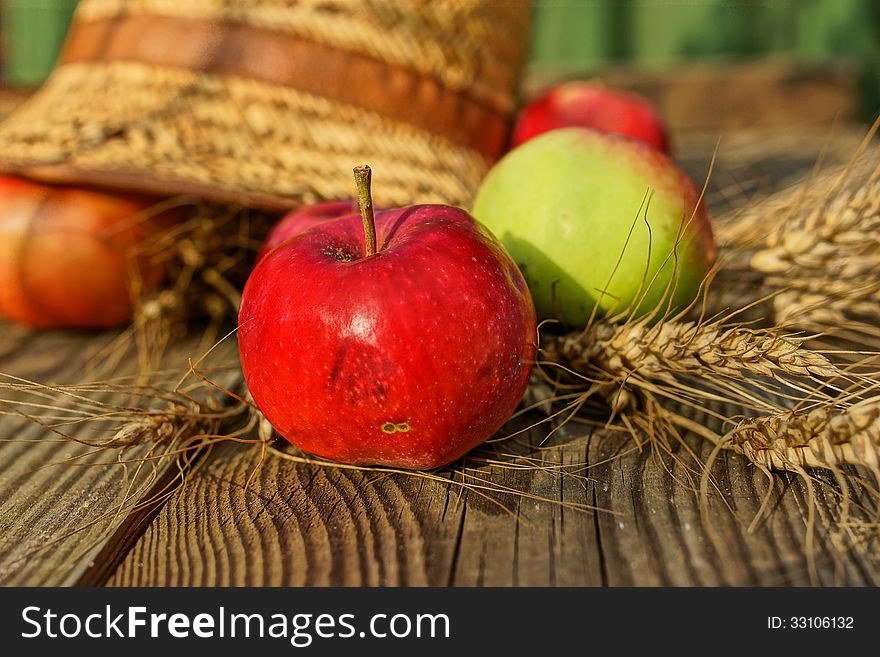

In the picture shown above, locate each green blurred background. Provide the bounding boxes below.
[0,0,77,86]
[530,0,879,119]
[1,0,878,118]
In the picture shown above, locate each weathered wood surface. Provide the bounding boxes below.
[0,75,876,585]
[0,323,239,585]
[103,400,880,587]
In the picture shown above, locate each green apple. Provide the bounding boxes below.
[472,128,716,326]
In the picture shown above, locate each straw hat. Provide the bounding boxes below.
[0,0,531,211]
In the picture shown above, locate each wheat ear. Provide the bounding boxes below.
[712,145,880,329]
[721,397,880,473]
[553,319,841,382]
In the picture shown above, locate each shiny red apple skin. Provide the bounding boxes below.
[258,199,357,261]
[238,205,537,470]
[511,82,671,153]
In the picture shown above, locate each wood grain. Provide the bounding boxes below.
[107,419,601,586]
[0,321,240,585]
[107,407,880,586]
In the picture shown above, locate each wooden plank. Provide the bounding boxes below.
[105,404,880,586]
[106,417,605,587]
[589,428,878,587]
[0,321,241,585]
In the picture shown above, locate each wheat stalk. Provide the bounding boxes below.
[773,285,880,328]
[132,202,274,371]
[750,162,880,282]
[553,319,841,383]
[715,147,880,249]
[711,143,880,331]
[721,397,880,473]
[754,166,880,255]
[716,132,880,248]
[534,143,880,478]
[106,413,179,448]
[539,316,879,471]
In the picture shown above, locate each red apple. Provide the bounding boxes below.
[511,81,671,153]
[238,166,537,470]
[257,198,357,261]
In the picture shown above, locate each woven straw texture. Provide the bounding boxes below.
[0,0,531,210]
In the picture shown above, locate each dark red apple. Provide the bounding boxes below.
[257,198,357,261]
[238,166,537,470]
[511,81,671,153]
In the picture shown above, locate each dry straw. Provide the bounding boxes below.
[721,397,880,474]
[713,125,880,336]
[555,319,841,383]
[542,315,877,471]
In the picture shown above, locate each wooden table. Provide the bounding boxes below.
[0,124,877,587]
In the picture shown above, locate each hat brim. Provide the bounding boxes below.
[0,7,527,211]
[0,59,500,212]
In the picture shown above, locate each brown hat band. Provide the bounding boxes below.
[60,14,510,161]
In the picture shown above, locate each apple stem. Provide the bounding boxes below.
[353,165,377,257]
